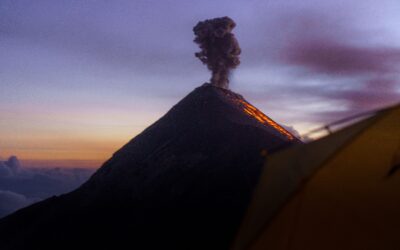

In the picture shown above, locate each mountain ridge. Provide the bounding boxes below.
[0,83,300,250]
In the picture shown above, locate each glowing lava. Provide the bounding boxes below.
[236,99,294,140]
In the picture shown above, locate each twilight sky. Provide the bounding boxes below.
[1,0,400,168]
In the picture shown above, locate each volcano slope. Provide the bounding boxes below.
[0,84,300,250]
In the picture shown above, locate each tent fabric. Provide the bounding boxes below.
[232,104,400,250]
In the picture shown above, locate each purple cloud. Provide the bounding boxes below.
[262,8,400,124]
[285,41,400,76]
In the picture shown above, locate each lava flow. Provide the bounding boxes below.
[236,99,294,140]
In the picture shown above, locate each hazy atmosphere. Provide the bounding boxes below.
[1,1,400,247]
[2,0,400,167]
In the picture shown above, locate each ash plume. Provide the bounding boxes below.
[193,16,241,89]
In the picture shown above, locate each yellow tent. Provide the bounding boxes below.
[232,103,400,250]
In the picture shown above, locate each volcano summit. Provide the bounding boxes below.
[0,16,300,250]
[0,84,299,249]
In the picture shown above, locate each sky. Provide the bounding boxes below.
[1,0,400,168]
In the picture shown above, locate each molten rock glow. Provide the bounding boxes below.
[237,99,295,141]
[193,16,241,89]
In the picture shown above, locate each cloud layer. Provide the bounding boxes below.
[0,190,37,217]
[0,156,94,218]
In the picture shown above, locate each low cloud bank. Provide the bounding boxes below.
[0,156,95,218]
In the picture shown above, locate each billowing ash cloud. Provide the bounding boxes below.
[0,156,95,218]
[193,16,241,89]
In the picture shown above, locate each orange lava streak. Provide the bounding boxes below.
[237,99,294,140]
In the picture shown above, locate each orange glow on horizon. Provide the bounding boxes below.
[2,92,297,168]
[2,138,123,168]
[1,132,136,168]
[20,159,104,168]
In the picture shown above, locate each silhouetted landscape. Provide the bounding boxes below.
[0,84,299,249]
[1,2,399,250]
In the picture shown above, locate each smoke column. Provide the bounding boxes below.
[193,16,241,89]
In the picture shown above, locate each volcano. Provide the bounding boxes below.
[0,84,299,250]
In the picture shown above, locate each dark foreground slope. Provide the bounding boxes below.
[0,84,299,250]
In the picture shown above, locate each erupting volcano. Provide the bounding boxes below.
[0,17,300,250]
[193,16,241,89]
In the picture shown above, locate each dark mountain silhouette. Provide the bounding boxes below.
[0,84,300,250]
